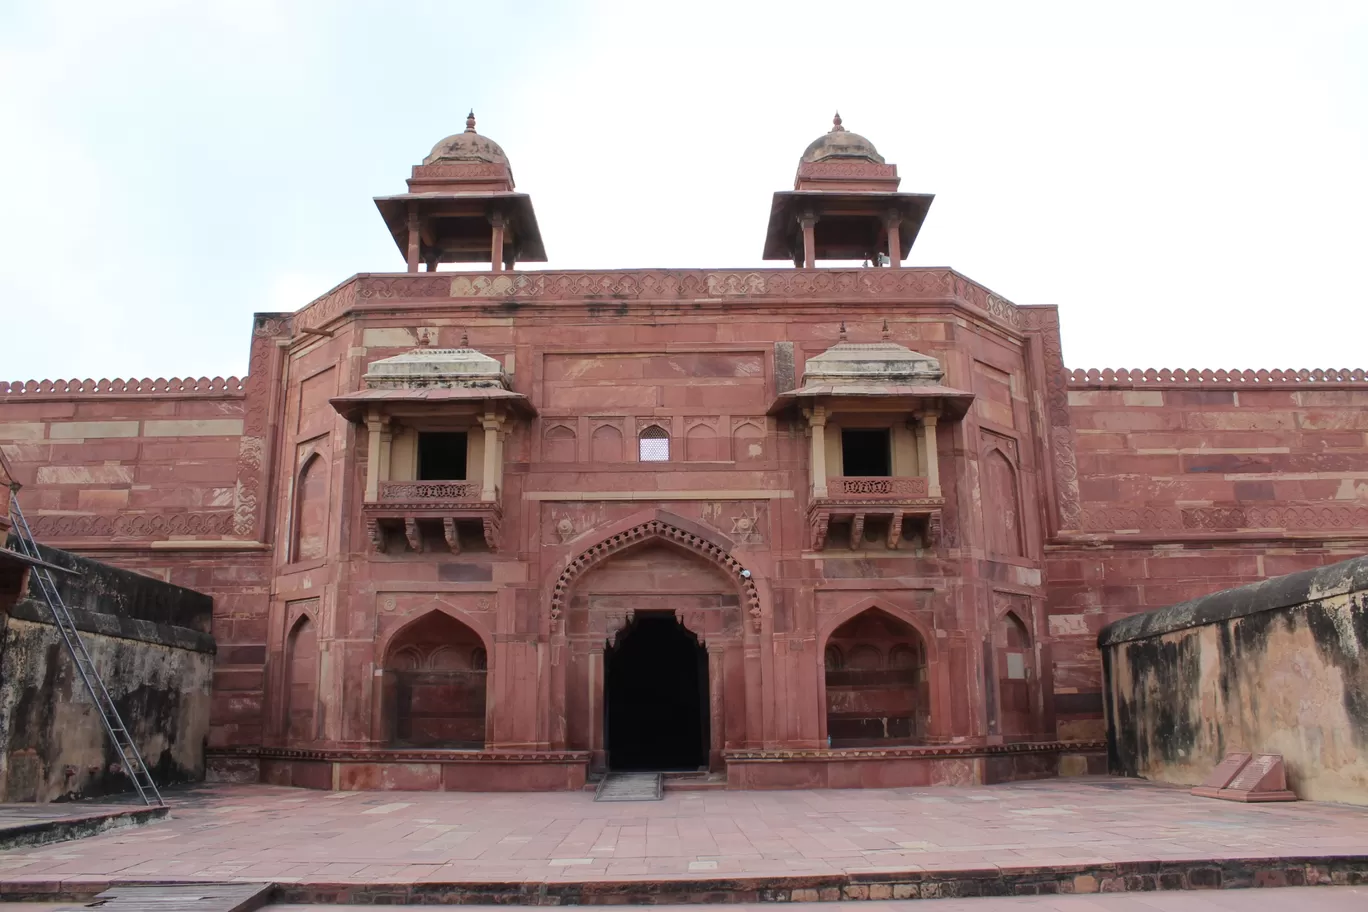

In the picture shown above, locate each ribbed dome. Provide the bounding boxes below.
[423,111,510,166]
[800,112,885,165]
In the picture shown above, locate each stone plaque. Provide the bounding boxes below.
[1195,752,1297,803]
[1190,751,1251,798]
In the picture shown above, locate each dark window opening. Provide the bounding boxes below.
[605,613,709,771]
[841,428,891,477]
[418,432,468,480]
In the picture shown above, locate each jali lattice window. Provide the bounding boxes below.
[639,425,670,462]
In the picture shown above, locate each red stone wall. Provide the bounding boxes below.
[1046,372,1368,740]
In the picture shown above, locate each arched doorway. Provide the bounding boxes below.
[381,612,488,748]
[824,607,929,746]
[605,612,708,771]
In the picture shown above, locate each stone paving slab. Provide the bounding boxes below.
[0,777,1364,903]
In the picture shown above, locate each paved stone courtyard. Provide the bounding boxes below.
[0,777,1364,893]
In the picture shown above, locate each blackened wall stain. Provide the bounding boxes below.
[0,541,214,802]
[1100,554,1368,804]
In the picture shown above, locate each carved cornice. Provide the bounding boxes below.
[551,519,761,630]
[221,746,590,764]
[1069,367,1368,388]
[289,269,1023,334]
[724,740,1105,761]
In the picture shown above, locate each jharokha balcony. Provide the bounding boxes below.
[362,480,501,554]
[809,475,943,551]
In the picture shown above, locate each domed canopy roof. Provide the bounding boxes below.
[800,113,885,165]
[423,111,510,166]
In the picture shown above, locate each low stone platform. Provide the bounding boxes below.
[0,779,1365,904]
[0,802,168,851]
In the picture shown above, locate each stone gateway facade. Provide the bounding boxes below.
[2,115,1366,791]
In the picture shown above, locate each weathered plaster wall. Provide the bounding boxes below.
[1100,555,1368,804]
[0,541,215,802]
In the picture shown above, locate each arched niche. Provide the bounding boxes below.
[379,611,488,749]
[684,423,719,462]
[292,453,328,562]
[544,424,577,463]
[823,606,929,746]
[983,447,1024,558]
[732,422,765,463]
[996,610,1033,737]
[285,614,318,744]
[591,424,623,463]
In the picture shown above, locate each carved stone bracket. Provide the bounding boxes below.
[888,510,904,549]
[366,517,385,553]
[404,518,421,552]
[810,513,831,551]
[443,517,460,554]
[482,515,501,552]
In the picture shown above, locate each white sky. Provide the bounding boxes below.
[2,1,1364,382]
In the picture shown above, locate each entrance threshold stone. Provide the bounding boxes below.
[594,772,663,801]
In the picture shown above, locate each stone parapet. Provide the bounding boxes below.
[1069,367,1368,387]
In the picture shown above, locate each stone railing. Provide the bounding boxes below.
[828,476,930,498]
[1068,368,1368,388]
[377,481,482,502]
[0,376,245,397]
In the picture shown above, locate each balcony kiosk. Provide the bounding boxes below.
[768,326,973,551]
[331,345,535,553]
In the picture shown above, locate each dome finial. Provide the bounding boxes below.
[465,110,477,133]
[839,320,848,342]
[882,319,890,341]
[831,111,844,132]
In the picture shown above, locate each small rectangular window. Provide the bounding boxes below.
[841,428,891,477]
[418,432,468,480]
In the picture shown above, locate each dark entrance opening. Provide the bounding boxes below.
[605,613,709,771]
[841,428,891,477]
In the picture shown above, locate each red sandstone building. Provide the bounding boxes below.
[3,116,1366,791]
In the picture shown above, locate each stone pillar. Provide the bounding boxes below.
[799,211,818,269]
[588,647,604,768]
[922,412,941,497]
[885,210,902,269]
[808,407,828,498]
[489,213,506,273]
[378,422,393,484]
[481,411,502,501]
[405,206,420,274]
[708,643,725,770]
[364,410,382,501]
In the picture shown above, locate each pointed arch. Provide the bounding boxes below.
[732,421,765,463]
[284,613,318,744]
[549,512,760,630]
[638,424,670,462]
[544,423,577,463]
[291,452,328,562]
[684,422,718,462]
[591,424,623,463]
[380,609,488,748]
[821,600,932,746]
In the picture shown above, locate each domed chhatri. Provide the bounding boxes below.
[374,110,546,272]
[423,111,512,169]
[763,113,934,269]
[800,112,886,165]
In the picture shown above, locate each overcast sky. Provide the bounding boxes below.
[2,1,1364,382]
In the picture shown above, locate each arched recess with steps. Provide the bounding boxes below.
[546,510,764,774]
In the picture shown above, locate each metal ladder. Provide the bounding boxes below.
[7,489,165,806]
